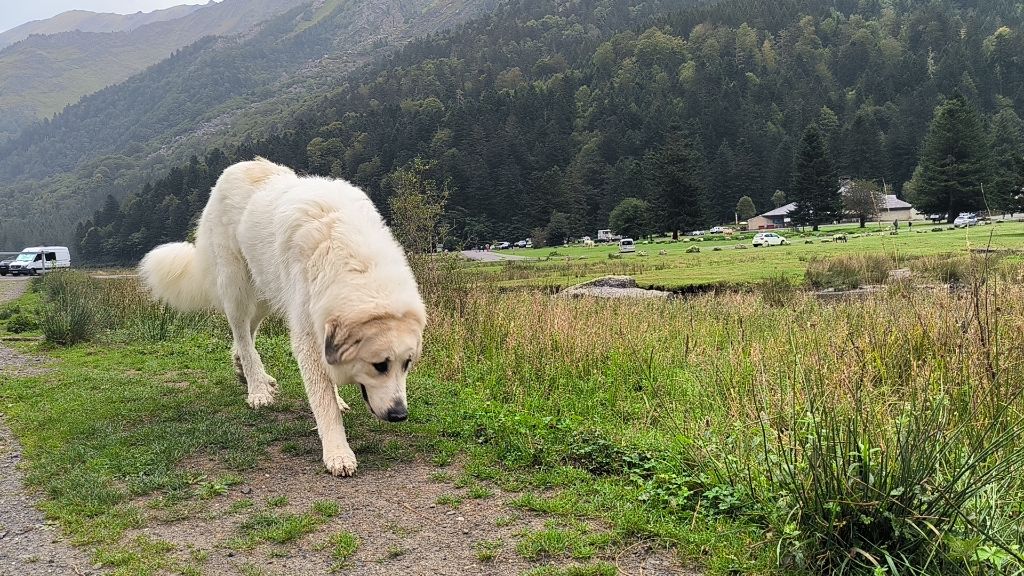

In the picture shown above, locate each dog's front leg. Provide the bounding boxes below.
[291,331,357,476]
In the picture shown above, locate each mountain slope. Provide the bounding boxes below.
[67,0,1024,263]
[0,0,308,138]
[0,0,497,248]
[0,5,206,50]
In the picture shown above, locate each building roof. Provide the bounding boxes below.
[753,194,913,220]
[883,195,912,210]
[759,202,798,217]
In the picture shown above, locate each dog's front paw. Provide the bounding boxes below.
[247,391,276,409]
[323,447,358,477]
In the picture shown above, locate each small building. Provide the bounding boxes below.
[746,194,921,230]
[876,195,919,222]
[747,203,796,230]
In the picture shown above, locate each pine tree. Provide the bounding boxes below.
[790,124,840,231]
[990,107,1024,213]
[910,94,993,221]
[645,130,708,238]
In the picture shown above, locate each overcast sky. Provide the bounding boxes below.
[0,1,219,34]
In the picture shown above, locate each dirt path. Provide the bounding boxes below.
[0,276,695,575]
[0,277,98,576]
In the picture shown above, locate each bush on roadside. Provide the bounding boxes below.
[38,271,98,345]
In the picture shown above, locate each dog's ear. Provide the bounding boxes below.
[324,319,362,365]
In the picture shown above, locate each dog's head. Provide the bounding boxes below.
[323,313,424,422]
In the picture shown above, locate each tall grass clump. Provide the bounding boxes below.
[757,274,798,307]
[805,253,895,289]
[421,257,1024,574]
[760,384,1024,574]
[37,270,98,345]
[92,277,211,341]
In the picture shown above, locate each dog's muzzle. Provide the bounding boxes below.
[384,404,408,422]
[360,384,408,422]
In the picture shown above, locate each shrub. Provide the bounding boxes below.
[757,274,796,307]
[6,313,38,334]
[686,246,700,254]
[712,246,722,252]
[38,271,98,345]
[762,388,1024,574]
[805,254,893,290]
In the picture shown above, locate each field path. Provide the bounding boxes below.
[0,276,695,575]
[0,277,97,575]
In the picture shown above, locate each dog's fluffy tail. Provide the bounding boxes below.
[139,242,216,312]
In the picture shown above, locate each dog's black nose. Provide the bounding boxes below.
[385,405,408,422]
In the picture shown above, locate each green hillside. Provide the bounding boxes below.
[66,0,1024,264]
[0,0,309,138]
[0,0,497,249]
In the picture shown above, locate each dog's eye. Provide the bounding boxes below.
[403,358,412,372]
[372,360,389,375]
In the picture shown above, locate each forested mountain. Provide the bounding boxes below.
[0,5,205,50]
[0,0,308,138]
[0,0,497,249]
[67,0,1024,263]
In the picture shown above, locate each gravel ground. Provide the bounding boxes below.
[460,250,528,262]
[0,277,98,576]
[558,276,672,299]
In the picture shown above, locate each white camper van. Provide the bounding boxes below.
[6,246,71,275]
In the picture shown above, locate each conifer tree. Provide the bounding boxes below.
[910,94,993,221]
[790,124,840,231]
[645,130,708,238]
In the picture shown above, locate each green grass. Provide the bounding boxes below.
[232,501,338,549]
[477,221,1023,290]
[435,493,463,508]
[4,258,1024,575]
[474,538,503,562]
[515,521,613,561]
[521,563,617,576]
[322,530,359,569]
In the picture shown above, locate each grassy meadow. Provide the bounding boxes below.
[475,221,1024,290]
[2,233,1024,574]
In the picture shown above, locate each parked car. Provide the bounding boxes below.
[0,258,11,276]
[619,238,636,253]
[7,246,72,275]
[709,226,733,234]
[953,213,979,228]
[515,239,534,249]
[494,241,511,250]
[752,232,788,247]
[688,230,706,236]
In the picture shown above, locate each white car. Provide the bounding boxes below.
[619,238,636,253]
[688,230,706,236]
[953,213,979,228]
[752,232,788,247]
[709,226,733,234]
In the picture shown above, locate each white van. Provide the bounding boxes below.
[7,246,71,275]
[619,238,636,253]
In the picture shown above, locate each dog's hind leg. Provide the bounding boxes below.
[290,327,356,476]
[220,276,278,408]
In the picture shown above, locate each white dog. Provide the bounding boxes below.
[139,158,427,477]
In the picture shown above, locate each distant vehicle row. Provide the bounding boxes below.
[0,246,71,276]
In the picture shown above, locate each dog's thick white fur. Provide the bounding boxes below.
[139,158,426,477]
